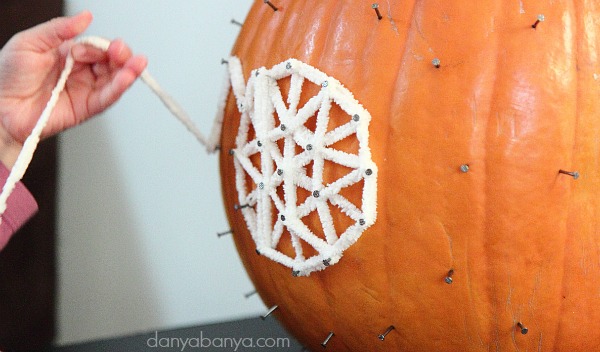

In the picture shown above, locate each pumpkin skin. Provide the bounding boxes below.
[219,1,600,351]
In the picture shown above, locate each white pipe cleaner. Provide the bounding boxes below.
[228,57,378,276]
[0,36,221,226]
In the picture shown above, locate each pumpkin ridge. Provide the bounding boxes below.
[364,3,419,349]
[362,3,421,349]
[552,1,578,348]
[231,2,262,58]
[553,2,600,349]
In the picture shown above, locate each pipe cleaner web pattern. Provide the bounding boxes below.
[227,57,378,276]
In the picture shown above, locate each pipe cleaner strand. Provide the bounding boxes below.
[0,36,215,225]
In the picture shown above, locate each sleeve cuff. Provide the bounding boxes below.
[0,163,39,250]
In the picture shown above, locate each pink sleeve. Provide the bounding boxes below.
[0,163,38,251]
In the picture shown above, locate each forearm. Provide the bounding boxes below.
[0,122,22,170]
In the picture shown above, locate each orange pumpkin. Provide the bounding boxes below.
[219,1,600,351]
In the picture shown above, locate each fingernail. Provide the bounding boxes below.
[71,45,86,59]
[115,40,126,58]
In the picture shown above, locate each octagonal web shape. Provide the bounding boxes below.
[226,57,378,276]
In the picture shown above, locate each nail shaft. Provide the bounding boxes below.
[231,18,243,27]
[321,332,335,348]
[261,305,279,320]
[217,230,233,237]
[372,3,383,20]
[445,269,454,284]
[234,203,251,211]
[244,290,257,299]
[264,0,278,11]
[532,14,545,29]
[378,325,395,341]
[559,169,579,179]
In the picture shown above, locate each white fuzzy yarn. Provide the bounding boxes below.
[228,57,378,276]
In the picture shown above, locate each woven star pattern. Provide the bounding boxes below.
[227,58,377,276]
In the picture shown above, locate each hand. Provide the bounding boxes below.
[0,11,147,168]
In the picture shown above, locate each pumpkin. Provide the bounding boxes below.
[218,1,600,351]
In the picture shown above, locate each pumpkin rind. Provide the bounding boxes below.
[219,1,600,351]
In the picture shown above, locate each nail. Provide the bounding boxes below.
[322,258,331,266]
[221,58,229,65]
[532,14,545,29]
[517,322,528,335]
[445,269,454,284]
[217,230,233,237]
[231,18,243,27]
[372,3,383,20]
[460,164,470,173]
[559,169,579,179]
[261,305,279,320]
[234,203,251,211]
[264,0,278,11]
[244,290,257,299]
[321,332,335,348]
[432,58,441,68]
[378,325,395,341]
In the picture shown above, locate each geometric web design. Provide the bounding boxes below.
[225,57,378,276]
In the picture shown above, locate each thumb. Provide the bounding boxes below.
[15,11,93,52]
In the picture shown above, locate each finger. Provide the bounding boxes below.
[106,39,133,67]
[95,55,147,111]
[15,11,93,52]
[71,43,108,63]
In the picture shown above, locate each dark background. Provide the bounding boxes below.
[0,0,62,349]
